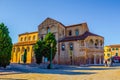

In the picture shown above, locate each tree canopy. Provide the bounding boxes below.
[34,32,57,64]
[0,23,12,68]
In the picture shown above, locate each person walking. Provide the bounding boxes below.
[104,60,108,67]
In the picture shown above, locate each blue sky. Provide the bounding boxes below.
[0,0,120,45]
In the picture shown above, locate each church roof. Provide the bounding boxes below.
[38,17,65,27]
[19,31,38,36]
[66,23,86,28]
[59,31,103,42]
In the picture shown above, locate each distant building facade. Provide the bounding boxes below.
[104,45,120,60]
[11,31,38,63]
[38,18,104,65]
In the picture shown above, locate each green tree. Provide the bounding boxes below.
[43,32,57,61]
[23,49,27,64]
[34,32,57,64]
[0,23,12,68]
[34,40,46,64]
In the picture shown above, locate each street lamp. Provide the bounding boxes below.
[49,43,53,69]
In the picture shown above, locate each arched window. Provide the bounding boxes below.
[69,30,72,36]
[90,39,94,45]
[47,27,50,33]
[100,40,103,46]
[107,53,110,57]
[61,43,65,51]
[116,53,118,56]
[21,37,23,41]
[75,29,79,36]
[95,39,99,48]
[28,36,31,41]
[33,35,36,40]
[17,47,20,52]
[69,43,73,50]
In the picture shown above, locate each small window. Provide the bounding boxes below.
[116,53,118,56]
[69,30,72,36]
[109,48,111,52]
[112,48,114,50]
[107,53,110,57]
[28,36,31,41]
[41,36,43,40]
[47,27,50,33]
[53,34,55,38]
[75,29,79,36]
[61,43,65,51]
[62,30,64,35]
[33,35,36,40]
[70,43,73,50]
[116,48,118,50]
[24,37,26,41]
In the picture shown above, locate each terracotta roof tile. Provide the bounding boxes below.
[59,31,103,42]
[65,23,86,28]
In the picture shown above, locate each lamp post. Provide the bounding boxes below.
[50,43,53,69]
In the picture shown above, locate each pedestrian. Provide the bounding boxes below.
[104,60,108,67]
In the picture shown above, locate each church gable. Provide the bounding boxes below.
[38,17,62,28]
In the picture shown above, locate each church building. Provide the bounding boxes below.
[38,18,104,65]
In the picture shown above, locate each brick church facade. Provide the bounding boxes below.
[38,18,104,65]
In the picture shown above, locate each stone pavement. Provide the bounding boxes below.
[1,63,120,80]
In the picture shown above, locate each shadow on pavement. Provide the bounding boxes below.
[0,64,119,75]
[0,78,27,80]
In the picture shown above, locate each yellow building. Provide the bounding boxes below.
[104,45,120,60]
[11,31,38,64]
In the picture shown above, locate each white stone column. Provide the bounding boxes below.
[94,54,96,64]
[99,55,102,64]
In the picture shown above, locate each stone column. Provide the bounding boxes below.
[94,54,96,64]
[99,55,102,64]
